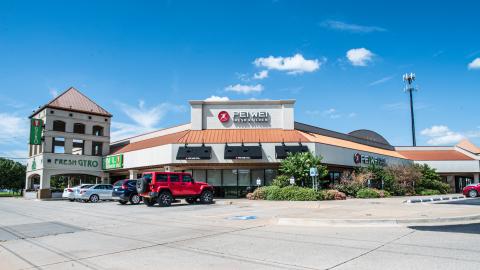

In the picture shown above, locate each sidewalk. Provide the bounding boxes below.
[216,195,480,226]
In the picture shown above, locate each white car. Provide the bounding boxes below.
[77,184,114,203]
[62,184,94,201]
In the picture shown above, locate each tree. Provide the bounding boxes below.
[0,158,26,193]
[385,164,421,195]
[278,152,328,187]
[415,164,451,194]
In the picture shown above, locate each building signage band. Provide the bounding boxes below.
[29,118,43,145]
[102,154,124,170]
[353,153,386,166]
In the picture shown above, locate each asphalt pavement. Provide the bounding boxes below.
[0,197,479,270]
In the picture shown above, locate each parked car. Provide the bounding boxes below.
[62,184,94,201]
[136,172,214,207]
[112,179,141,205]
[463,183,480,198]
[77,184,114,203]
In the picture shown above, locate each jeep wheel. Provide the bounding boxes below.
[469,190,478,198]
[119,200,127,205]
[89,194,100,203]
[144,197,156,207]
[68,199,75,202]
[186,197,197,204]
[130,194,141,205]
[157,191,173,207]
[199,190,213,204]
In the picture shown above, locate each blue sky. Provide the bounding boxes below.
[1,0,480,159]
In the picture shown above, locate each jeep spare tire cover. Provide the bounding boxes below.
[136,178,147,193]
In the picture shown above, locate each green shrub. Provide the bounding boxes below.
[272,175,290,188]
[378,190,391,198]
[251,186,280,200]
[415,164,451,194]
[356,188,381,199]
[419,189,441,196]
[265,186,318,201]
[334,181,364,197]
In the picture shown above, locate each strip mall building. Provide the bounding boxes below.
[26,88,480,198]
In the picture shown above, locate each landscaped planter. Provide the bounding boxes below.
[24,191,37,199]
[51,192,63,199]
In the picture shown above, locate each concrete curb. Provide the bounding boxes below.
[404,195,465,203]
[277,213,480,227]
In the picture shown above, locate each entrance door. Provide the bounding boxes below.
[455,176,473,193]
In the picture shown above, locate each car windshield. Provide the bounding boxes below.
[113,181,124,187]
[81,184,94,189]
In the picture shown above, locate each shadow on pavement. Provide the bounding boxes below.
[436,198,480,206]
[409,223,480,235]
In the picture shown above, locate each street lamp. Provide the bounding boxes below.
[403,73,418,146]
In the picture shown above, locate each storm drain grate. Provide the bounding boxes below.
[0,222,83,242]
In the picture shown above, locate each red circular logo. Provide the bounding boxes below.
[354,153,362,164]
[218,111,230,123]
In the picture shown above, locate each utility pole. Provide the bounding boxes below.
[403,73,417,146]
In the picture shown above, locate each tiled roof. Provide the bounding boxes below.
[31,87,111,117]
[300,131,406,159]
[397,150,474,161]
[177,129,308,144]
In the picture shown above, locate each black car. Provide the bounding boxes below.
[112,179,142,205]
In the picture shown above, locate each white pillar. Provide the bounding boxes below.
[129,170,139,179]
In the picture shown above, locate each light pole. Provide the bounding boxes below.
[403,73,417,146]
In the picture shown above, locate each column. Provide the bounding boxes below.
[129,170,139,179]
[38,171,51,199]
[474,173,480,184]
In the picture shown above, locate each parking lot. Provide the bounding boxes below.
[1,198,480,270]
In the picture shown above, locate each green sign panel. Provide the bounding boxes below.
[102,154,124,170]
[29,118,43,145]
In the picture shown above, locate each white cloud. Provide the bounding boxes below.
[253,70,269,80]
[468,58,480,70]
[348,112,357,118]
[421,125,465,145]
[382,102,429,111]
[225,84,264,94]
[253,54,323,74]
[346,48,374,66]
[320,20,386,33]
[369,75,394,86]
[0,113,28,145]
[306,108,342,119]
[49,88,59,98]
[111,100,185,141]
[205,95,230,101]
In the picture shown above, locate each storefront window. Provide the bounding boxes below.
[193,170,206,182]
[251,169,264,186]
[207,170,221,186]
[265,169,277,185]
[238,169,250,186]
[223,169,237,186]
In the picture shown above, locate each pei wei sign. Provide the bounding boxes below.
[30,118,43,145]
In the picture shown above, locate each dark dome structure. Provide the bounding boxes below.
[348,129,392,146]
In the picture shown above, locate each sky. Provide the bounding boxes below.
[1,0,480,160]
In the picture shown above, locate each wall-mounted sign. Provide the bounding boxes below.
[102,154,124,170]
[54,158,100,168]
[29,118,43,145]
[218,111,230,123]
[233,111,269,123]
[354,153,386,166]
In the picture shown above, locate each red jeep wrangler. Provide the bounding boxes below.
[136,172,214,207]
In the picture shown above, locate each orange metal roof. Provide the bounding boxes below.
[111,130,189,154]
[299,131,406,159]
[31,87,112,117]
[111,128,409,159]
[397,150,474,161]
[456,139,480,155]
[177,129,308,144]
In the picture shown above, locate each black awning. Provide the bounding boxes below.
[176,146,212,160]
[224,145,262,160]
[275,145,309,159]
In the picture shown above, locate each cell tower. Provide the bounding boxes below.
[403,73,417,146]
